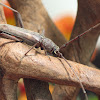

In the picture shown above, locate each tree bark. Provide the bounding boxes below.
[0,38,100,94]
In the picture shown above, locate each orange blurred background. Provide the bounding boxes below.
[54,15,75,40]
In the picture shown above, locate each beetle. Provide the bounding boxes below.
[2,3,100,100]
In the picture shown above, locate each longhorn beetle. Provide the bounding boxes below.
[0,2,99,100]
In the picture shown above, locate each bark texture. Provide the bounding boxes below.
[0,38,100,94]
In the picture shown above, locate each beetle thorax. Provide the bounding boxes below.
[41,37,59,53]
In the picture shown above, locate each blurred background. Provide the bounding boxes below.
[1,0,100,100]
[43,0,77,41]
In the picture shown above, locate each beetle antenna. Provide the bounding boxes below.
[0,3,24,28]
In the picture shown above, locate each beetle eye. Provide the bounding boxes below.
[41,47,44,50]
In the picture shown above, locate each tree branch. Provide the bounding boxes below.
[0,38,100,95]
